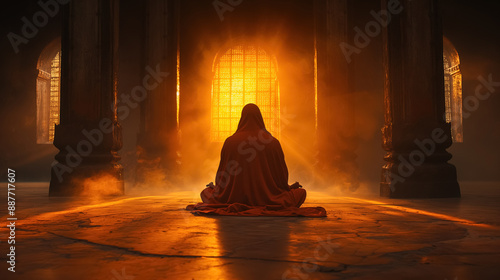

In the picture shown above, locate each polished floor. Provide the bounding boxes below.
[1,182,499,280]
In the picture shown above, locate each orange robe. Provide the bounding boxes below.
[187,104,326,217]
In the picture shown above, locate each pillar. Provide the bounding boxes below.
[49,0,123,196]
[135,0,180,186]
[380,0,460,198]
[315,0,359,191]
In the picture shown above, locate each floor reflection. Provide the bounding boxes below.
[213,216,295,278]
[343,197,495,228]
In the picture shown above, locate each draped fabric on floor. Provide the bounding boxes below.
[186,104,327,217]
[186,203,327,217]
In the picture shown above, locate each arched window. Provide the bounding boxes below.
[36,39,61,144]
[211,45,280,142]
[443,37,463,143]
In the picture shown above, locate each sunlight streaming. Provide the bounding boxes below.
[211,45,280,141]
[343,197,494,228]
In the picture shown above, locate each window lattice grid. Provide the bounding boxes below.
[443,47,463,142]
[49,52,61,142]
[444,74,452,123]
[211,46,279,142]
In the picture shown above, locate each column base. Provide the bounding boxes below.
[49,163,123,196]
[380,162,460,198]
[380,122,461,198]
[49,123,124,196]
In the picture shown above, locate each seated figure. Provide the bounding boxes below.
[187,103,326,217]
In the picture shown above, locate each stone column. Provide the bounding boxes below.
[49,0,123,196]
[380,0,460,198]
[135,0,179,186]
[314,0,359,191]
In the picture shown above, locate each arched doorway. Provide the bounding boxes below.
[36,38,61,144]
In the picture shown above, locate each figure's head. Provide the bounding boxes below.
[236,103,267,132]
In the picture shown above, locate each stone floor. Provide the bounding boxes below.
[1,182,500,280]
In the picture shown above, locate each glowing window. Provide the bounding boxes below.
[443,37,463,143]
[211,45,280,142]
[37,39,61,144]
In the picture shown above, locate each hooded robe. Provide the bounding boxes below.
[187,104,326,217]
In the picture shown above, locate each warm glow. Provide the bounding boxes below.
[443,37,463,142]
[176,45,180,127]
[14,196,153,225]
[80,173,123,196]
[211,45,280,142]
[49,51,61,142]
[343,197,494,228]
[314,34,318,132]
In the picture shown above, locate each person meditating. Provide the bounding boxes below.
[187,103,326,217]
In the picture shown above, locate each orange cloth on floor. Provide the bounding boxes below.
[186,104,326,217]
